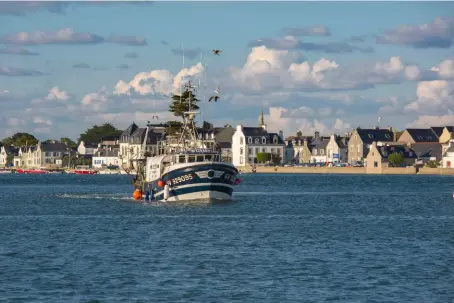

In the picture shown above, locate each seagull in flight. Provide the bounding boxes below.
[212,49,222,55]
[209,96,220,102]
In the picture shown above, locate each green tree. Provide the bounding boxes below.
[169,90,200,119]
[395,131,404,141]
[60,137,77,148]
[256,152,271,163]
[78,123,122,144]
[6,154,14,166]
[296,130,303,137]
[426,160,438,168]
[1,132,38,147]
[271,153,282,165]
[388,152,404,166]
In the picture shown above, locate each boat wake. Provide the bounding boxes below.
[57,193,133,201]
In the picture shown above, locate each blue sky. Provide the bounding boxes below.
[0,1,454,140]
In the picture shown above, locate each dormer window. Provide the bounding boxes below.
[368,134,373,138]
[248,137,252,144]
[255,138,260,144]
[418,136,423,140]
[427,136,432,140]
[262,137,266,144]
[240,137,244,145]
[384,134,391,139]
[273,135,278,144]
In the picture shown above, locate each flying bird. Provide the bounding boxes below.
[212,49,222,55]
[209,95,220,102]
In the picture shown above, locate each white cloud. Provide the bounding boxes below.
[113,63,204,96]
[227,46,441,94]
[407,114,454,128]
[264,106,350,136]
[405,80,454,114]
[430,59,454,79]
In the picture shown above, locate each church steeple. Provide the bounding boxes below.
[259,108,266,130]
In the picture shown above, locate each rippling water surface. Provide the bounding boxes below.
[1,173,453,302]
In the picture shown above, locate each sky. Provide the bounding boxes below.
[0,1,454,141]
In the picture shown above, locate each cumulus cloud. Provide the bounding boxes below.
[404,80,454,114]
[0,28,147,46]
[376,16,454,48]
[264,106,350,135]
[248,35,373,53]
[407,114,454,128]
[282,25,331,37]
[0,66,43,76]
[32,86,70,104]
[114,62,204,96]
[228,46,432,94]
[0,47,39,55]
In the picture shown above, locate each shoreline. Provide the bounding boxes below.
[236,166,454,176]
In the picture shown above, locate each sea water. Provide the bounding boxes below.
[0,173,453,302]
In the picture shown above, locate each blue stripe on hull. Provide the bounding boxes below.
[143,163,238,192]
[154,184,233,201]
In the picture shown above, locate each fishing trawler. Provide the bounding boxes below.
[131,73,240,202]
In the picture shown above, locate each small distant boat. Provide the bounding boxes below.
[73,169,97,175]
[16,168,48,174]
[0,169,11,174]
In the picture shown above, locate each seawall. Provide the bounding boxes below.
[236,166,454,175]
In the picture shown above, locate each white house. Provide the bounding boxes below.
[77,141,98,155]
[118,122,167,169]
[326,134,349,163]
[92,146,120,168]
[0,145,17,167]
[442,140,454,168]
[232,112,285,166]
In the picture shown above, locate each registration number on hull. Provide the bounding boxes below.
[166,174,193,186]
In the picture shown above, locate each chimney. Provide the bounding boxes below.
[314,131,320,139]
[236,124,243,132]
[279,130,283,140]
[375,126,379,130]
[388,126,393,132]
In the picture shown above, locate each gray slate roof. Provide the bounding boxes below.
[41,142,68,152]
[406,129,438,143]
[410,143,443,160]
[376,145,417,159]
[357,128,394,143]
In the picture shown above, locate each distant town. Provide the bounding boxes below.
[1,110,454,172]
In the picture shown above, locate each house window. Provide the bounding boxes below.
[320,149,324,155]
[262,148,266,152]
[240,156,243,164]
[255,138,260,144]
[374,161,378,167]
[313,149,318,155]
[409,151,412,157]
[248,148,252,154]
[357,145,360,153]
[255,148,259,154]
[273,136,278,144]
[240,137,244,144]
[248,137,252,144]
[240,147,243,155]
[372,152,374,156]
[262,137,266,144]
[271,148,275,154]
